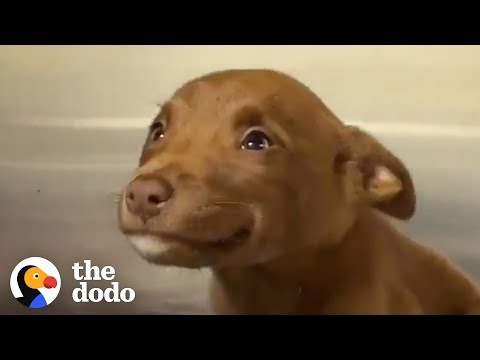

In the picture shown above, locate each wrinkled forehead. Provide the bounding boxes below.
[168,80,264,120]
[162,79,306,137]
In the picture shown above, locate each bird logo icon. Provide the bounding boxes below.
[10,257,61,309]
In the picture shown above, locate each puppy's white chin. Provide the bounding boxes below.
[128,234,173,259]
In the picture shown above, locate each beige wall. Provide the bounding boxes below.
[1,45,479,125]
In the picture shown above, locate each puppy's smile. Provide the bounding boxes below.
[128,227,251,252]
[161,228,251,249]
[126,228,254,269]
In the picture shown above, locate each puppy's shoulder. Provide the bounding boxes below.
[369,212,480,313]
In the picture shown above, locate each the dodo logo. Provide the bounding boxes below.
[10,257,61,309]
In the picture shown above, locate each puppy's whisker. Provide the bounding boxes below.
[211,201,250,207]
[110,191,124,205]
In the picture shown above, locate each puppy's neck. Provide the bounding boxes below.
[210,209,383,314]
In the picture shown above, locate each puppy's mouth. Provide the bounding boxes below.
[130,227,251,252]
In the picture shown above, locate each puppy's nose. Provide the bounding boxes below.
[125,176,173,221]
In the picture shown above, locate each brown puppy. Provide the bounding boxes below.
[117,69,480,314]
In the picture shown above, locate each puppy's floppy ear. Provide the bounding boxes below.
[337,125,416,220]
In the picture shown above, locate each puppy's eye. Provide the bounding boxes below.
[150,122,166,142]
[241,129,273,151]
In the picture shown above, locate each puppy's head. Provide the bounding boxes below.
[117,69,416,269]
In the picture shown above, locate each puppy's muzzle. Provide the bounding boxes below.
[125,174,174,222]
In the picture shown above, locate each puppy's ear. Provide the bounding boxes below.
[337,125,416,220]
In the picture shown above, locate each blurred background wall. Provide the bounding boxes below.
[1,45,480,124]
[1,45,479,314]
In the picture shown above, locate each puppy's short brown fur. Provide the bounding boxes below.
[118,69,480,314]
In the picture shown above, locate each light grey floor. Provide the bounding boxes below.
[1,122,479,314]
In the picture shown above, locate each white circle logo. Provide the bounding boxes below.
[10,257,61,309]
